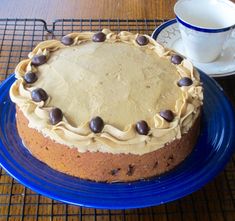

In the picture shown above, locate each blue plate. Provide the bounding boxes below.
[0,72,234,209]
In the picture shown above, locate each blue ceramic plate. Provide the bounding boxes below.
[0,72,234,209]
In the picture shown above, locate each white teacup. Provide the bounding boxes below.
[174,0,235,63]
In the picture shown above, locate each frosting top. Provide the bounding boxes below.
[10,29,203,155]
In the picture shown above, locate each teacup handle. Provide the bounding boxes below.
[223,28,235,49]
[231,28,235,39]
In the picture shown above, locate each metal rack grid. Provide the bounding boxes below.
[0,18,234,221]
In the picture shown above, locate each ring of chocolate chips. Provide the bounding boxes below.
[26,33,194,136]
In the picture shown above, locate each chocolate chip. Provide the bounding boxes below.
[167,158,173,167]
[110,168,121,176]
[127,164,135,176]
[92,32,106,42]
[49,108,63,125]
[171,54,183,65]
[160,110,174,122]
[89,116,104,133]
[136,35,149,46]
[177,77,193,87]
[168,154,174,161]
[136,120,149,135]
[24,72,38,84]
[61,36,74,45]
[31,55,47,66]
[31,88,48,102]
[153,161,159,169]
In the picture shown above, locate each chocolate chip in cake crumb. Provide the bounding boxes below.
[136,35,149,46]
[24,72,38,84]
[159,110,174,122]
[110,168,121,176]
[127,164,135,176]
[171,54,183,65]
[31,88,48,102]
[92,32,106,42]
[61,36,74,45]
[31,55,47,66]
[136,120,149,135]
[49,108,63,125]
[89,116,104,133]
[153,160,159,168]
[166,155,174,167]
[177,77,193,87]
[146,85,151,88]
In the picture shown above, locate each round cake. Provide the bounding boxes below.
[10,29,203,182]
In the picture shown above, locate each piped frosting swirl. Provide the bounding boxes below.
[10,29,203,155]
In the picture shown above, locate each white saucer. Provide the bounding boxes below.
[151,19,235,77]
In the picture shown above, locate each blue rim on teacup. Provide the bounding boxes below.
[175,16,235,33]
[174,0,235,33]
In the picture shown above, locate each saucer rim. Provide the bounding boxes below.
[151,19,235,78]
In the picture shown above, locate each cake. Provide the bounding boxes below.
[10,29,203,182]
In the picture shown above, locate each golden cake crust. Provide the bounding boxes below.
[16,107,200,182]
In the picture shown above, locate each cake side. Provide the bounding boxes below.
[16,107,200,182]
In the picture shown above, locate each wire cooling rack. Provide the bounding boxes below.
[0,18,235,221]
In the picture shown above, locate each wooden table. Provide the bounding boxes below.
[0,0,235,220]
[1,0,235,22]
[1,0,175,21]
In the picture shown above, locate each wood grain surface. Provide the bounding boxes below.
[0,0,175,21]
[1,0,234,22]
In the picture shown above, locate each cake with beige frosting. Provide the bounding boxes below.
[10,29,203,182]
